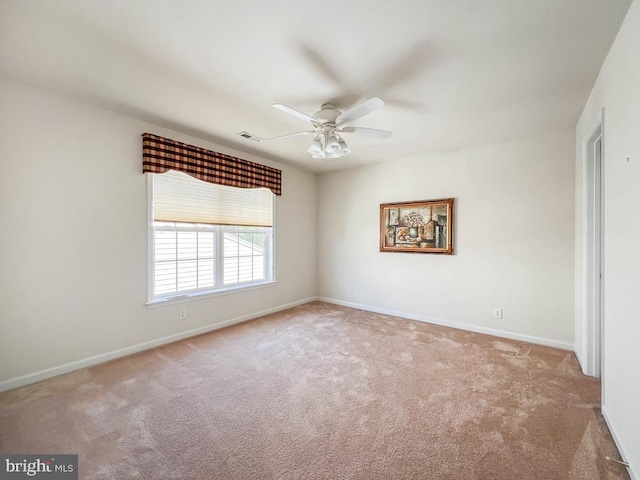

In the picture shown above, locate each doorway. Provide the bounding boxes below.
[584,123,603,380]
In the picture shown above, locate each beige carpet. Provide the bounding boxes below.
[0,302,628,479]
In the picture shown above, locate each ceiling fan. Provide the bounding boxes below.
[264,97,392,160]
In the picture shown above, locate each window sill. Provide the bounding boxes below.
[145,280,278,308]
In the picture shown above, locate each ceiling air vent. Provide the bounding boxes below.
[236,131,262,142]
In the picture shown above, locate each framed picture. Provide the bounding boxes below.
[380,198,454,254]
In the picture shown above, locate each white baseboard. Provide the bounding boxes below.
[318,297,574,351]
[0,297,318,393]
[0,296,577,392]
[574,347,586,373]
[602,405,637,480]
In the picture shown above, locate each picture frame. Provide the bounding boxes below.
[380,198,454,254]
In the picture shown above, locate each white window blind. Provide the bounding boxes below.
[153,170,273,227]
[153,224,217,296]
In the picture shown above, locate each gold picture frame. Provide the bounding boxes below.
[380,198,455,254]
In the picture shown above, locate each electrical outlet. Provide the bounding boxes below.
[179,309,187,321]
[493,308,503,319]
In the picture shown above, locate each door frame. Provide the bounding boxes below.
[582,111,605,382]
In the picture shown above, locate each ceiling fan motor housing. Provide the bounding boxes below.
[314,104,341,125]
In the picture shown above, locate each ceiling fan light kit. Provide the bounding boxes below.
[253,97,393,161]
[338,138,350,154]
[306,130,349,160]
[306,138,322,154]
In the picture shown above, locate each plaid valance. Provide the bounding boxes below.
[142,133,282,196]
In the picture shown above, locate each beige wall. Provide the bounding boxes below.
[0,78,317,384]
[575,0,640,475]
[318,132,575,347]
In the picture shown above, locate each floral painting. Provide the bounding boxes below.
[380,199,454,254]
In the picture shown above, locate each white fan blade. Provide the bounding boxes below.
[336,97,385,125]
[273,104,320,125]
[263,131,315,141]
[339,127,393,139]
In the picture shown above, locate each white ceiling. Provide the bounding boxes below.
[0,0,631,172]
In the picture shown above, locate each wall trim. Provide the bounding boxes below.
[579,109,605,379]
[0,295,578,392]
[574,347,586,373]
[602,405,637,480]
[318,297,574,351]
[0,297,318,393]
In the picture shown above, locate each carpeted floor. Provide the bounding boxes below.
[0,302,628,479]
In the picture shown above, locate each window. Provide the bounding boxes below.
[148,170,274,303]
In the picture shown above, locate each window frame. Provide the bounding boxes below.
[146,174,276,307]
